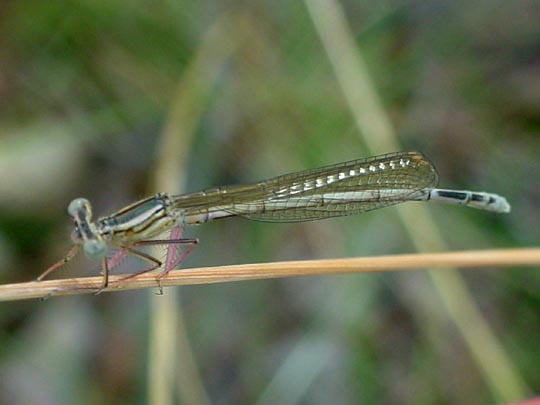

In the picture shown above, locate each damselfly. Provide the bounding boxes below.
[40,151,510,290]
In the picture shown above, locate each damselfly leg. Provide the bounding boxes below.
[40,226,198,295]
[122,226,198,293]
[38,245,81,281]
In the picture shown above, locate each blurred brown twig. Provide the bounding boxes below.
[2,248,539,302]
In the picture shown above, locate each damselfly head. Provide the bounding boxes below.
[68,198,92,245]
[66,198,108,260]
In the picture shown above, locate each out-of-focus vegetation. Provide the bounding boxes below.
[0,1,539,404]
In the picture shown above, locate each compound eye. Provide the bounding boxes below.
[83,239,108,260]
[68,198,92,217]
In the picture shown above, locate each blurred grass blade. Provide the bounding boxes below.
[146,12,241,405]
[305,0,530,401]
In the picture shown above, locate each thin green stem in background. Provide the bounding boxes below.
[146,12,241,405]
[305,0,530,402]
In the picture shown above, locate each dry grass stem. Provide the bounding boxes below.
[1,248,538,302]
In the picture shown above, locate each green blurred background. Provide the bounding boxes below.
[0,1,539,404]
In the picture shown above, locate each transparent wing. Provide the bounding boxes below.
[172,151,439,223]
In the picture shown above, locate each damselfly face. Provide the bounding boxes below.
[70,226,83,244]
[67,198,108,260]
